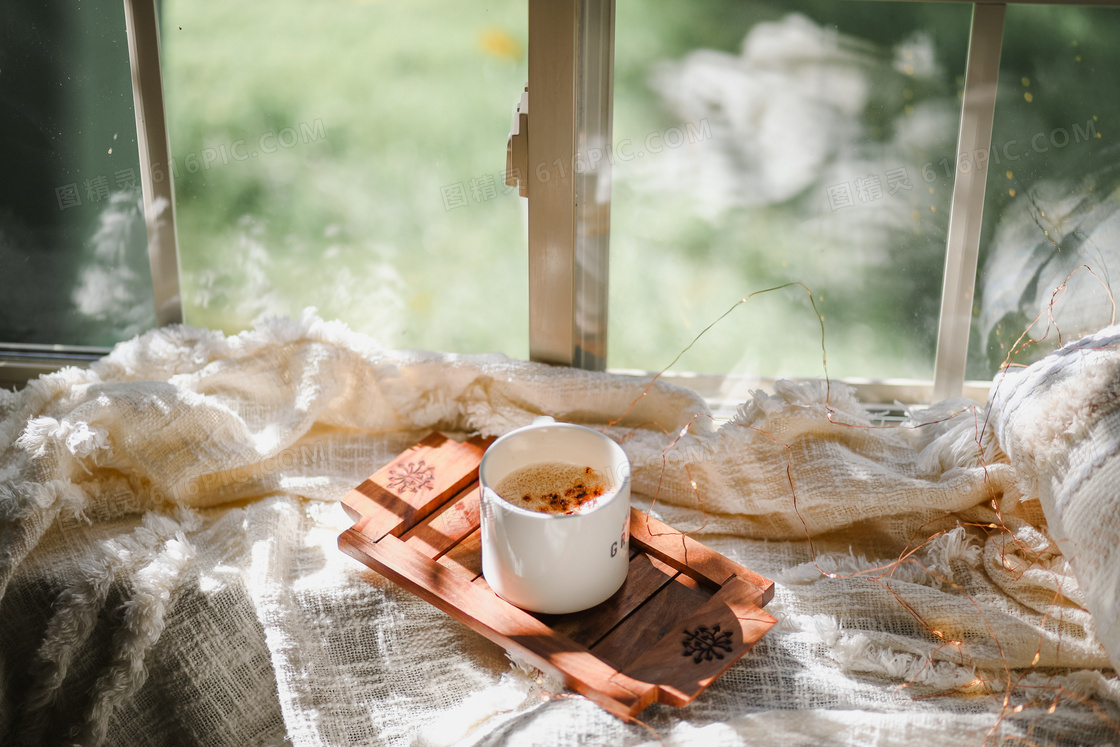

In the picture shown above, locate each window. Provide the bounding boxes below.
[3,0,1118,408]
[609,0,971,387]
[971,3,1120,379]
[0,0,177,386]
[0,0,157,350]
[526,0,1118,405]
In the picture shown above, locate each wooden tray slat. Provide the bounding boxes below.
[542,553,679,649]
[629,510,774,601]
[402,486,481,559]
[341,433,488,540]
[621,577,778,706]
[437,527,484,579]
[590,572,710,671]
[338,432,777,721]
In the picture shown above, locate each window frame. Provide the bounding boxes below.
[123,0,183,331]
[521,0,614,371]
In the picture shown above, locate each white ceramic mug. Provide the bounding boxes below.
[479,416,631,614]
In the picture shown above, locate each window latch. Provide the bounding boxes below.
[505,84,529,198]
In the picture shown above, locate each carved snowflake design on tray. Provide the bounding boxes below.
[387,459,436,493]
[681,624,734,664]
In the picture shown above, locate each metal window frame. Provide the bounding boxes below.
[124,0,184,330]
[931,2,1005,403]
[524,0,615,371]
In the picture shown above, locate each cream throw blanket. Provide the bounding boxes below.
[1,311,1118,746]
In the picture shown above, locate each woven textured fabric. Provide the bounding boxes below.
[993,326,1120,675]
[1,311,1118,746]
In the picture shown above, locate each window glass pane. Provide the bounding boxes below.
[970,4,1120,380]
[609,0,971,382]
[0,0,155,346]
[160,1,528,357]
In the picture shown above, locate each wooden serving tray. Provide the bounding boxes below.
[338,432,776,720]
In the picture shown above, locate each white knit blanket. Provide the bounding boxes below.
[2,312,1118,746]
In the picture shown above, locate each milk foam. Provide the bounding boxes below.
[495,461,610,515]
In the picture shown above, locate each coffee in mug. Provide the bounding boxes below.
[494,462,610,515]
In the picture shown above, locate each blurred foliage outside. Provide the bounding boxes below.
[162,0,531,358]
